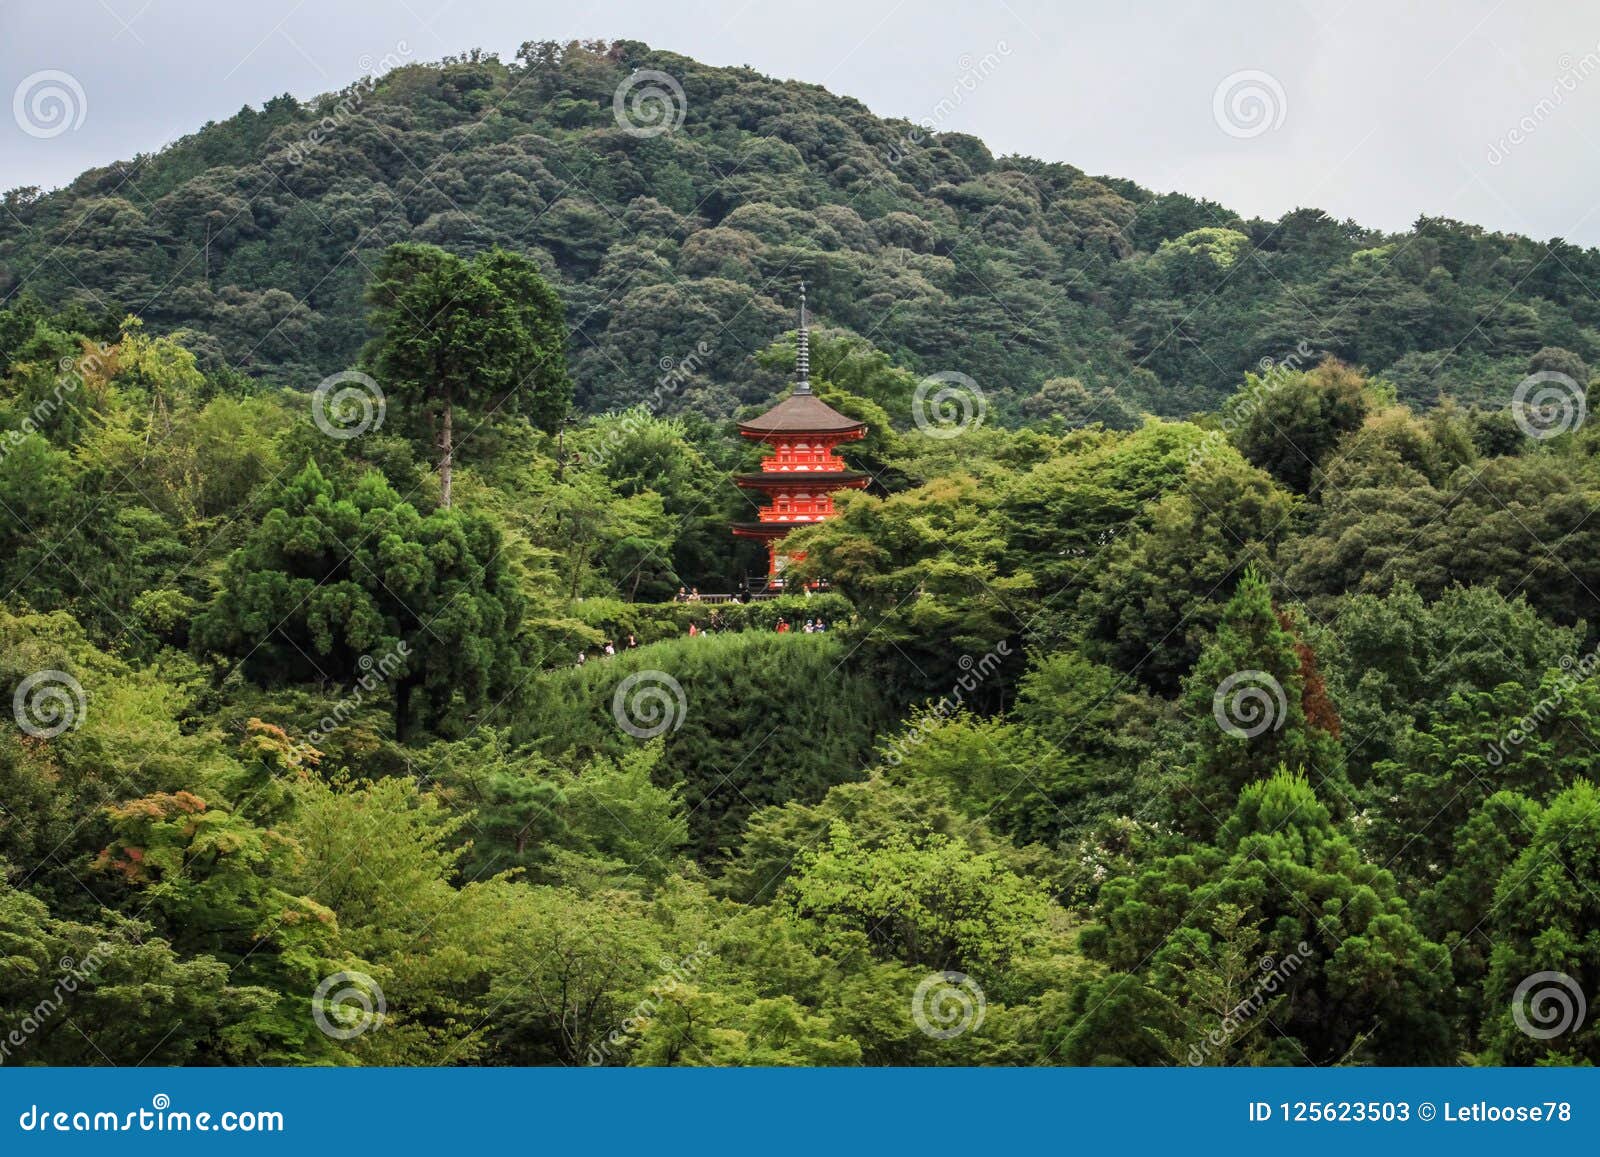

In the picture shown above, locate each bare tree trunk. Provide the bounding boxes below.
[439,397,454,508]
[569,542,587,599]
[394,675,415,743]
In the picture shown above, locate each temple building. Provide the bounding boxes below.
[732,286,868,586]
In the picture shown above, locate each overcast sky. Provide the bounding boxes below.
[5,0,1600,244]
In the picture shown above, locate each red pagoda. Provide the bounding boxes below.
[732,286,868,586]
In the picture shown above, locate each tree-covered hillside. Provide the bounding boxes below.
[4,39,1598,420]
[4,40,1600,1070]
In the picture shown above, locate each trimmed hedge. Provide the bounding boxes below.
[514,630,890,859]
[568,593,855,647]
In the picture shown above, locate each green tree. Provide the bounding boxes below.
[1325,582,1579,783]
[1082,452,1294,691]
[782,822,1051,984]
[1020,376,1140,431]
[1365,670,1600,887]
[362,242,571,506]
[1181,566,1345,827]
[1483,781,1600,1064]
[1082,771,1454,1065]
[515,632,892,858]
[0,875,283,1064]
[1229,359,1372,492]
[489,887,663,1065]
[194,460,527,739]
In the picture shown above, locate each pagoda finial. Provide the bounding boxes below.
[794,281,811,395]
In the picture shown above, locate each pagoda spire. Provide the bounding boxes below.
[794,281,811,395]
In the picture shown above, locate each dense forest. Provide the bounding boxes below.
[5,40,1600,420]
[3,40,1600,1067]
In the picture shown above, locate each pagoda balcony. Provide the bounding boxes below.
[755,508,831,523]
[760,459,850,473]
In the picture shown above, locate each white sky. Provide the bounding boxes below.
[5,0,1600,243]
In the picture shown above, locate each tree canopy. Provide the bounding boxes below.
[3,41,1600,1071]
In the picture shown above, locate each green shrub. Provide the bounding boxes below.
[515,630,890,858]
[568,592,855,646]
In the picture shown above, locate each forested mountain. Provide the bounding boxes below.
[3,40,1600,1070]
[4,39,1599,420]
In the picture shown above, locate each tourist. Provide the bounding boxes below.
[603,640,615,657]
[575,651,587,666]
[688,622,700,638]
[776,618,790,634]
[689,587,702,602]
[675,586,689,602]
[804,619,815,633]
[625,634,638,649]
[814,618,827,633]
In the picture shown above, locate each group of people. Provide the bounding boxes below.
[686,610,729,638]
[675,581,833,605]
[575,634,639,666]
[576,612,838,661]
[576,597,838,660]
[681,614,830,638]
[677,583,823,605]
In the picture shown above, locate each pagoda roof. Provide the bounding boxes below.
[738,391,866,436]
[734,470,869,489]
[730,521,797,537]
